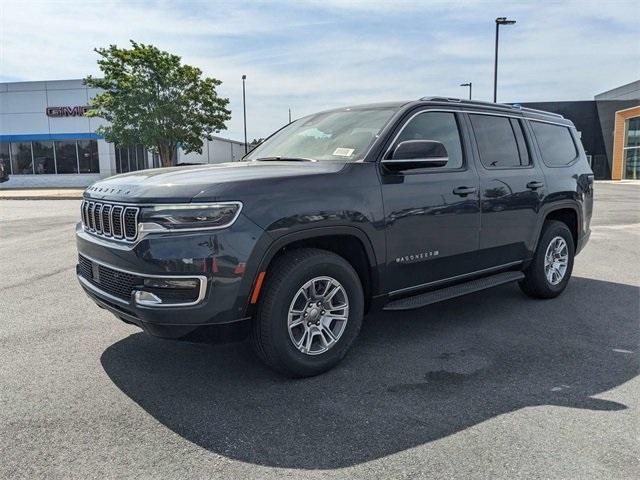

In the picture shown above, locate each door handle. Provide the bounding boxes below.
[453,186,477,196]
[526,181,544,190]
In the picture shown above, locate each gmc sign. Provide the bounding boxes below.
[46,106,89,117]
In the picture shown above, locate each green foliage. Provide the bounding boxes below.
[249,138,265,148]
[85,41,231,167]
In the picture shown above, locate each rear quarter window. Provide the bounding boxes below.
[530,121,578,167]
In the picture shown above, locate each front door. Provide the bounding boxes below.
[465,112,545,268]
[380,110,481,295]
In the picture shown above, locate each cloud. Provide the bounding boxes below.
[1,0,638,140]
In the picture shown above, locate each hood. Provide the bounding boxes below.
[84,161,347,203]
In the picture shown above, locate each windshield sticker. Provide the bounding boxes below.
[333,148,355,157]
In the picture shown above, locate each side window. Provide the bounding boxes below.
[394,111,464,169]
[530,121,578,167]
[469,114,523,168]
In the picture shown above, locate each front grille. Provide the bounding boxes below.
[81,200,139,242]
[78,255,143,301]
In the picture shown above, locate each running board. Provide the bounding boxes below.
[383,271,525,311]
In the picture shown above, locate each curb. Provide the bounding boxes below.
[0,196,83,200]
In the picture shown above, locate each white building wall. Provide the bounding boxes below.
[98,140,117,177]
[177,136,246,165]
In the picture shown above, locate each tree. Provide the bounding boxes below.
[249,138,265,149]
[84,41,231,167]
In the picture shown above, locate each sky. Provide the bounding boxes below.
[1,0,638,141]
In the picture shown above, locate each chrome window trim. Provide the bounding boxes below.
[383,108,572,160]
[78,253,208,308]
[382,109,466,167]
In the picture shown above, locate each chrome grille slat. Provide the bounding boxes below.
[87,202,95,230]
[101,204,112,236]
[94,203,103,233]
[81,201,89,227]
[112,205,124,238]
[80,200,139,243]
[123,208,139,240]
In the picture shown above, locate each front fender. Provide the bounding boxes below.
[235,225,381,319]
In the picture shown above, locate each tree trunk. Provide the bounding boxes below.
[158,144,176,167]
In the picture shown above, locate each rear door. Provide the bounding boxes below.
[380,109,481,295]
[465,112,545,268]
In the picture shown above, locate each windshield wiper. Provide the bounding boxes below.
[254,156,317,162]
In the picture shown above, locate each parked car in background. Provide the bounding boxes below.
[75,97,594,377]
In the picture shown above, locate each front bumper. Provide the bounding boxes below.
[75,214,268,338]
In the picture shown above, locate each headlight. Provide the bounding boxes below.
[139,202,242,230]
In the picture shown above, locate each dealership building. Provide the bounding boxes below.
[519,80,640,180]
[0,79,245,188]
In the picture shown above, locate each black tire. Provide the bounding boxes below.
[251,248,364,377]
[519,220,575,299]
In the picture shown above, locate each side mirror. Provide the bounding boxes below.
[382,140,449,171]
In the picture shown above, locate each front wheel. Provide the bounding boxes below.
[251,248,364,377]
[519,220,575,299]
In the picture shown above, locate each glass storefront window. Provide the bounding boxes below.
[32,141,56,174]
[78,140,99,173]
[0,142,10,175]
[136,145,146,170]
[55,141,79,174]
[115,144,149,173]
[625,148,640,180]
[624,117,640,180]
[128,146,136,171]
[115,146,122,173]
[10,142,34,174]
[121,146,130,173]
[1,139,101,177]
[626,117,640,148]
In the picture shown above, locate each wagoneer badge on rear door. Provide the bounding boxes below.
[395,250,439,263]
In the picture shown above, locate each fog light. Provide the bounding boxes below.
[143,278,200,289]
[134,290,163,305]
[136,277,203,305]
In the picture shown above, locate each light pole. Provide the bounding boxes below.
[460,82,472,100]
[242,74,247,153]
[493,17,516,103]
[288,108,292,124]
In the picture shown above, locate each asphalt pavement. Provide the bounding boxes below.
[0,183,638,479]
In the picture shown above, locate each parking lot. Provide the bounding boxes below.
[0,183,638,479]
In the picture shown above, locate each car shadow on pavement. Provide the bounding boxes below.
[101,276,638,469]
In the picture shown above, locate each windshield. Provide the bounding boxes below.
[246,107,398,162]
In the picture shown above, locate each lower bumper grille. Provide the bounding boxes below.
[78,255,143,301]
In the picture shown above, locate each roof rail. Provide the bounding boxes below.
[419,96,565,119]
[420,96,502,108]
[510,104,565,119]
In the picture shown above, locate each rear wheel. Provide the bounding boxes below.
[251,248,364,377]
[519,220,575,299]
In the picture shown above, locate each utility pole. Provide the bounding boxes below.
[242,75,247,153]
[493,17,516,103]
[460,82,472,100]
